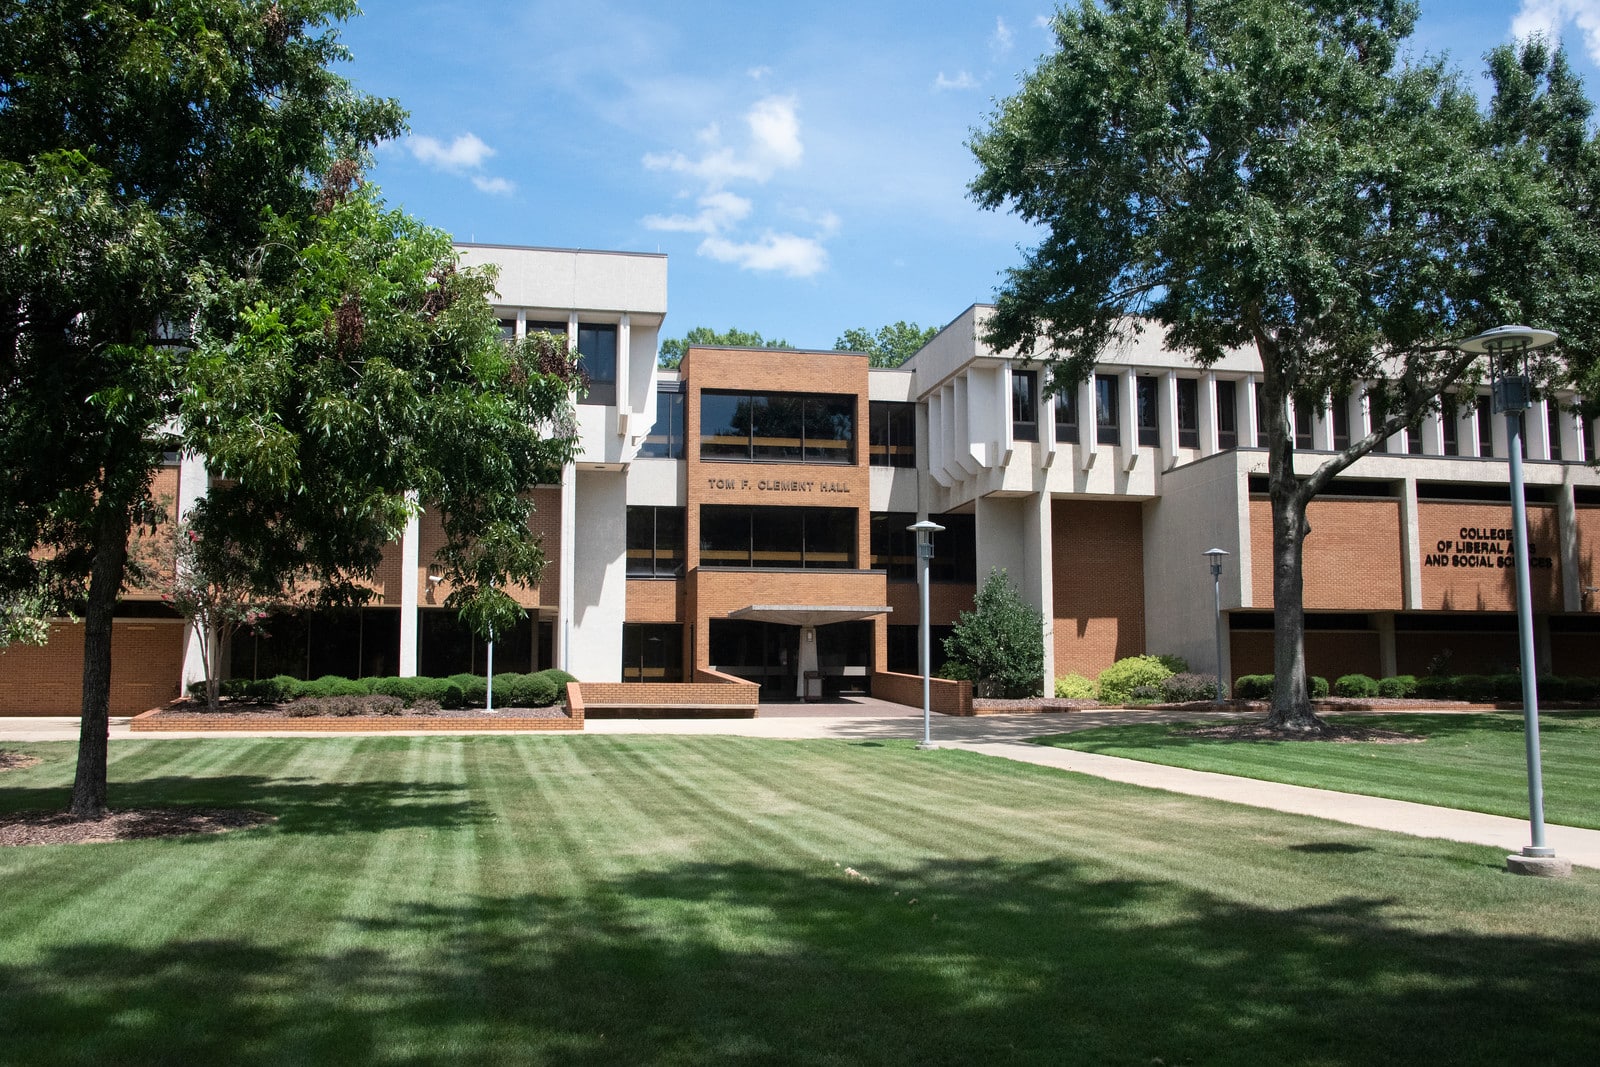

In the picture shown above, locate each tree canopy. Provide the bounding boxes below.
[969,0,1600,729]
[0,1,579,816]
[833,321,938,367]
[658,326,791,368]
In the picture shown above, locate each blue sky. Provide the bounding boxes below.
[339,2,1600,352]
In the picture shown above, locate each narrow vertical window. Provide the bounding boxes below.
[1547,399,1563,461]
[1176,378,1199,447]
[1055,387,1079,443]
[1136,376,1159,446]
[1332,398,1351,451]
[1441,395,1459,457]
[1096,375,1120,445]
[576,324,617,406]
[1215,380,1237,449]
[1294,402,1314,450]
[1476,395,1494,457]
[1011,371,1038,442]
[1255,382,1268,440]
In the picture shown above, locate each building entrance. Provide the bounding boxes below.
[709,618,876,699]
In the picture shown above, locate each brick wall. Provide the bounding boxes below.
[1416,502,1560,612]
[0,619,185,715]
[1249,497,1405,610]
[1052,500,1145,675]
[412,486,562,610]
[626,579,684,622]
[871,670,973,715]
[1229,629,1382,682]
[1396,631,1520,677]
[885,580,974,627]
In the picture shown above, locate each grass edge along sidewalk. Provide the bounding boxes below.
[1,734,1597,1064]
[1034,711,1600,830]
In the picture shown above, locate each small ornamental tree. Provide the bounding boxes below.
[943,568,1046,698]
[163,523,301,712]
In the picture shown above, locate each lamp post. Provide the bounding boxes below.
[1203,548,1230,704]
[1459,325,1570,878]
[908,519,945,751]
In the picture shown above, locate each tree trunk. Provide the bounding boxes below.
[1257,354,1327,734]
[69,506,131,820]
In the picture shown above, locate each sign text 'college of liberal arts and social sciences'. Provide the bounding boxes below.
[705,477,851,494]
[1423,526,1553,570]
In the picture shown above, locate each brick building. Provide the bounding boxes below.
[4,242,1599,713]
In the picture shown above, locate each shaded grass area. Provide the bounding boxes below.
[0,735,1596,1064]
[1037,712,1600,829]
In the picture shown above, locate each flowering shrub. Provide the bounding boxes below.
[1095,655,1175,703]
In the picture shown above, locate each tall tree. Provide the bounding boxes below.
[834,321,938,367]
[0,2,579,817]
[658,326,791,368]
[969,0,1600,732]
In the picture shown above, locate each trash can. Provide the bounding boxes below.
[803,670,823,703]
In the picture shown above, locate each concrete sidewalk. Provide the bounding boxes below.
[949,740,1600,871]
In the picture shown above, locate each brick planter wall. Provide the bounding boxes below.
[872,671,973,716]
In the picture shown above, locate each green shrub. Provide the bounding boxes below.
[1154,654,1189,674]
[448,673,488,707]
[1161,672,1222,702]
[1233,674,1274,699]
[1334,673,1379,698]
[370,677,426,705]
[1310,676,1330,699]
[489,673,538,707]
[1559,676,1600,701]
[1054,673,1097,699]
[1377,675,1419,699]
[1096,655,1175,704]
[1453,674,1521,703]
[524,673,561,707]
[936,661,976,682]
[942,569,1046,697]
[1416,674,1457,699]
[538,668,578,688]
[244,675,298,702]
[414,677,465,709]
[299,675,366,698]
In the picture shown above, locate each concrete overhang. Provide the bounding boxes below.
[726,605,893,627]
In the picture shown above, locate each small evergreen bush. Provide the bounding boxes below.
[1054,673,1097,699]
[1416,674,1457,699]
[415,677,466,709]
[1334,674,1380,698]
[1128,683,1163,703]
[538,668,578,687]
[1096,655,1175,704]
[490,673,536,707]
[1161,672,1222,702]
[247,675,299,702]
[942,569,1047,697]
[448,673,488,707]
[1310,676,1330,698]
[300,675,366,698]
[1377,675,1419,699]
[1154,654,1189,674]
[1233,674,1274,699]
[523,673,562,707]
[370,677,426,705]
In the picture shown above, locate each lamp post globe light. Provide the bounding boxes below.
[1203,548,1230,704]
[1458,325,1570,878]
[908,519,946,751]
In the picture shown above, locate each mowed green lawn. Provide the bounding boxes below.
[1038,712,1600,829]
[1,736,1597,1065]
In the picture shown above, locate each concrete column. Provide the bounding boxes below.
[1159,370,1178,469]
[1491,404,1509,460]
[1456,399,1480,458]
[1558,481,1581,612]
[177,451,211,690]
[1526,397,1551,461]
[796,625,818,699]
[1399,477,1423,609]
[1030,491,1055,691]
[1420,410,1445,456]
[398,502,420,676]
[1311,395,1334,452]
[1375,613,1398,678]
[1078,378,1098,470]
[1118,369,1138,470]
[1240,378,1259,448]
[1198,373,1219,456]
[557,461,577,673]
[1558,399,1581,464]
[616,313,632,438]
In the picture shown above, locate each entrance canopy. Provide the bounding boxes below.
[726,605,892,627]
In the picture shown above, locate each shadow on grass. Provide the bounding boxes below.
[0,775,491,837]
[0,858,1594,1064]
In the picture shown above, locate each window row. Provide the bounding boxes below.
[497,319,619,406]
[640,394,920,469]
[624,506,977,579]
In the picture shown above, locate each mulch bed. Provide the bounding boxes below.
[1176,722,1424,743]
[0,750,41,772]
[0,807,275,848]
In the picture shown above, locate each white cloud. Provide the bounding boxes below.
[1034,14,1054,30]
[699,233,829,277]
[643,96,804,187]
[642,95,835,277]
[643,191,753,234]
[1513,0,1600,64]
[407,133,514,196]
[992,16,1014,54]
[408,133,495,172]
[934,70,980,91]
[747,65,772,81]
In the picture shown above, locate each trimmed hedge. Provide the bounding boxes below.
[1096,655,1175,704]
[1334,673,1380,698]
[1054,673,1097,699]
[1161,672,1222,702]
[1377,675,1418,699]
[1233,674,1273,699]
